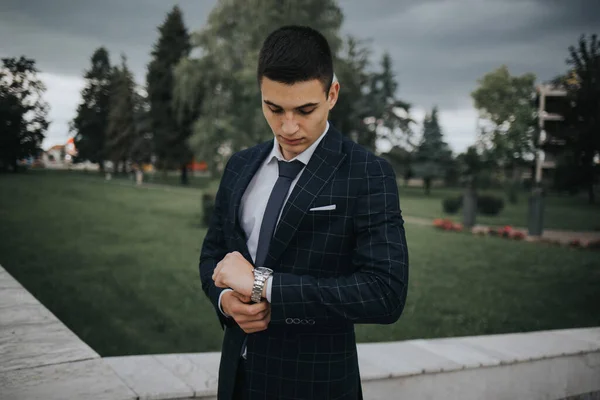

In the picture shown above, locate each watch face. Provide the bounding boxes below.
[257,267,273,274]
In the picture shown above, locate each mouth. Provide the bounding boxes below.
[280,137,303,146]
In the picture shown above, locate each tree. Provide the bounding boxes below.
[105,56,137,173]
[559,34,600,203]
[380,145,413,186]
[70,47,112,171]
[412,107,452,194]
[0,56,49,172]
[129,89,153,166]
[331,49,414,152]
[175,1,414,173]
[174,0,344,174]
[329,36,372,144]
[146,5,194,184]
[366,53,414,152]
[471,65,537,200]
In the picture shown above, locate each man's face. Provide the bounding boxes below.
[260,77,339,160]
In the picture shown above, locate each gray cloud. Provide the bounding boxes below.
[1,0,216,80]
[1,0,598,152]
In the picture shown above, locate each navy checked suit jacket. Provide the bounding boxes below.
[199,124,409,400]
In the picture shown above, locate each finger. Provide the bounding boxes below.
[215,279,227,288]
[247,301,269,315]
[212,263,221,281]
[234,307,269,324]
[238,320,269,333]
[231,292,252,303]
[235,302,267,317]
[214,273,228,288]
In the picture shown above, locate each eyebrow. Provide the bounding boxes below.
[264,100,320,110]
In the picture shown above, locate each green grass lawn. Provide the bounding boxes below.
[0,170,598,357]
[398,185,600,231]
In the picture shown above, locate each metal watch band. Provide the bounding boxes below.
[251,268,272,303]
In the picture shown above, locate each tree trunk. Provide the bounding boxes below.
[462,183,477,228]
[424,177,431,195]
[584,160,596,204]
[180,163,189,185]
[508,166,519,204]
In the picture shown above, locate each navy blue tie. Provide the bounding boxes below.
[254,160,305,267]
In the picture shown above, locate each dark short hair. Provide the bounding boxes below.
[257,25,334,93]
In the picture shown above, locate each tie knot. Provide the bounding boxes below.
[277,160,304,180]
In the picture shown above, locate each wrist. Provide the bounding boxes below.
[220,290,234,316]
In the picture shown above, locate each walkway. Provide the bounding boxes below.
[403,215,600,246]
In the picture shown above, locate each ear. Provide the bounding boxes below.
[328,81,340,110]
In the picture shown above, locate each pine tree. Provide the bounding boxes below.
[414,107,452,194]
[70,47,112,171]
[105,56,137,173]
[365,53,414,152]
[146,5,193,184]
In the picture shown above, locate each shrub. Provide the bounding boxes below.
[587,240,600,250]
[477,194,504,216]
[442,196,462,214]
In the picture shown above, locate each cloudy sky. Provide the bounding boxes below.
[1,0,598,154]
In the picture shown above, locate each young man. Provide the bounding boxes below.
[200,25,408,400]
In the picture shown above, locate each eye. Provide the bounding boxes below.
[298,108,316,115]
[269,107,283,114]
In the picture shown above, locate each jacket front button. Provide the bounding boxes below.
[285,318,293,325]
[293,318,300,324]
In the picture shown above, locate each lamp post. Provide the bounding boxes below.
[528,86,547,237]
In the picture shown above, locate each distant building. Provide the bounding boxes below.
[534,84,569,184]
[41,137,79,169]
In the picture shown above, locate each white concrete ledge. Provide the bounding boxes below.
[0,267,136,400]
[1,265,599,400]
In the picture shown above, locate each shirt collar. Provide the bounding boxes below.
[268,121,330,166]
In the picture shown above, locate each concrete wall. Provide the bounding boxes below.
[1,265,599,400]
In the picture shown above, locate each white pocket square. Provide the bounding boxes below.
[309,204,336,211]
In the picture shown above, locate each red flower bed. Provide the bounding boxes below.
[432,219,597,250]
[510,231,526,240]
[433,219,463,232]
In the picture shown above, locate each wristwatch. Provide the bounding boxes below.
[251,267,273,303]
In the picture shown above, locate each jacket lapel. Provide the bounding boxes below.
[228,141,273,261]
[266,127,346,267]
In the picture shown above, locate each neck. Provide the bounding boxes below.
[280,145,296,161]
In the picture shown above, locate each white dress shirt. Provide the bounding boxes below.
[218,121,329,315]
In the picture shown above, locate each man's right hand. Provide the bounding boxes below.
[221,291,271,334]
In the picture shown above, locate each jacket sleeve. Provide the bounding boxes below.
[199,164,234,330]
[269,158,409,325]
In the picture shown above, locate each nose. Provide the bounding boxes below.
[281,115,299,135]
